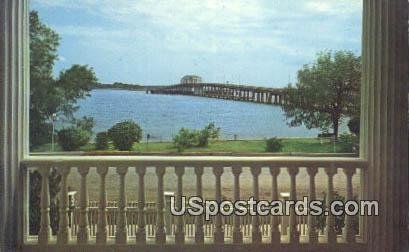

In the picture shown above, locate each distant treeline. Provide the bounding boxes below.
[92,82,146,91]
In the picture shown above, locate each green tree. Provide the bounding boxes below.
[29,10,60,146]
[95,131,110,150]
[29,10,97,236]
[108,120,143,151]
[283,51,361,140]
[29,11,97,148]
[76,116,95,133]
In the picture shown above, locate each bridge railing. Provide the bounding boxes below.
[148,83,286,105]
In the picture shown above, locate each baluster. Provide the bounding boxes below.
[343,168,356,243]
[359,168,367,241]
[307,167,318,243]
[213,166,224,244]
[287,166,300,243]
[77,167,90,244]
[269,167,281,244]
[175,166,185,244]
[57,166,71,244]
[136,167,146,243]
[251,166,262,244]
[155,166,166,244]
[194,167,204,244]
[232,166,243,244]
[38,166,51,245]
[96,166,108,244]
[325,167,337,244]
[116,166,128,244]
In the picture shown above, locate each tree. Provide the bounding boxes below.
[108,121,143,151]
[76,116,95,133]
[29,10,97,235]
[29,11,97,148]
[347,117,360,136]
[95,131,110,150]
[282,51,361,140]
[29,11,60,146]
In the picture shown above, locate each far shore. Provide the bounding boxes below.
[92,82,166,91]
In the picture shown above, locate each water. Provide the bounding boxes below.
[74,89,320,141]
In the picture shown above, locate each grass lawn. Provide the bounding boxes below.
[32,138,353,155]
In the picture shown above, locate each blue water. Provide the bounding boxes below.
[74,89,320,141]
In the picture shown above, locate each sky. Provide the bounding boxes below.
[30,0,362,88]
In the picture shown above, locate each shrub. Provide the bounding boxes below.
[337,133,359,153]
[173,128,200,152]
[57,127,91,151]
[198,123,220,147]
[265,137,283,152]
[173,123,220,152]
[108,120,142,151]
[95,131,109,150]
[347,117,360,136]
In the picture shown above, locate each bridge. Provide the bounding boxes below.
[147,82,286,105]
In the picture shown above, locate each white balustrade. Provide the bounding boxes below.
[77,167,90,244]
[136,167,146,243]
[213,166,224,244]
[232,166,243,244]
[155,166,166,244]
[38,166,51,245]
[325,167,337,244]
[307,166,318,244]
[115,166,128,244]
[251,166,262,243]
[194,167,205,244]
[269,166,280,244]
[96,166,108,244]
[57,166,70,244]
[174,166,185,244]
[343,167,356,243]
[288,166,300,243]
[23,158,366,250]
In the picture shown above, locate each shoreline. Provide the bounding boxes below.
[32,138,356,156]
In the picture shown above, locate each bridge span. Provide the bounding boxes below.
[146,83,286,105]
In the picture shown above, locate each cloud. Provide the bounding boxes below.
[31,0,362,84]
[32,0,362,59]
[303,0,362,15]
